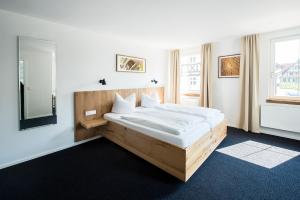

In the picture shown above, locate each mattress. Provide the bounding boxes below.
[103,107,224,149]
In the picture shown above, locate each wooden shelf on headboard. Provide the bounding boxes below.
[80,118,108,129]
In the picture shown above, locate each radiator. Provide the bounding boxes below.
[261,104,300,133]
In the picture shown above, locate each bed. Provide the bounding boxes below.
[74,87,227,182]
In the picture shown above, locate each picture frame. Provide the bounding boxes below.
[218,54,240,78]
[116,54,146,73]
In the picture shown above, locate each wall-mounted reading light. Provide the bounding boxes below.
[99,78,106,85]
[151,79,158,84]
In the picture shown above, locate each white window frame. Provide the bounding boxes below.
[269,34,300,97]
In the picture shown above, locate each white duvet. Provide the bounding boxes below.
[120,108,205,135]
[155,104,224,128]
[155,103,220,118]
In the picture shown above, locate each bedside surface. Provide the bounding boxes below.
[80,118,108,129]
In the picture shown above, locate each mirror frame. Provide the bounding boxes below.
[18,36,57,130]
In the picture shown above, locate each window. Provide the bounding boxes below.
[271,37,300,97]
[180,54,200,97]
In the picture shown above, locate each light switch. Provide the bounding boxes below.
[85,110,96,116]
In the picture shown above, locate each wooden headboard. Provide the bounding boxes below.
[74,87,164,141]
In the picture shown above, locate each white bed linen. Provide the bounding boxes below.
[155,104,224,128]
[103,107,224,148]
[121,108,205,135]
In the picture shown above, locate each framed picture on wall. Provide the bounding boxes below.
[116,54,146,73]
[218,54,240,78]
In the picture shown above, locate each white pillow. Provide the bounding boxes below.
[141,93,160,108]
[111,93,136,114]
[150,92,160,102]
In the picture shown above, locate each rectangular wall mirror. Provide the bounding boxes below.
[18,36,57,130]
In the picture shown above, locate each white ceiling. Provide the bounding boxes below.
[1,0,300,49]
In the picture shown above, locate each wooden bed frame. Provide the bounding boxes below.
[74,87,227,182]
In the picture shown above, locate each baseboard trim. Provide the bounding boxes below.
[0,136,102,170]
[228,126,300,141]
[260,127,300,141]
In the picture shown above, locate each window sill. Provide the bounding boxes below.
[266,97,300,105]
[181,93,200,97]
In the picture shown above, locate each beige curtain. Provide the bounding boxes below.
[170,49,180,104]
[200,43,212,107]
[239,34,260,133]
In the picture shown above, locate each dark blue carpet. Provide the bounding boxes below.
[0,127,299,200]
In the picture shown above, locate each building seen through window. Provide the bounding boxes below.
[180,55,201,97]
[273,38,300,97]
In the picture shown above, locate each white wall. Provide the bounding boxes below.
[0,9,168,168]
[211,38,241,127]
[211,28,300,140]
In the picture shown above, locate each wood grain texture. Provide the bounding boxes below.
[80,118,108,129]
[185,120,227,181]
[74,87,164,142]
[101,120,227,182]
[101,122,186,180]
[266,97,300,105]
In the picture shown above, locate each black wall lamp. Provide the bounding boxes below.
[151,79,158,84]
[99,78,106,85]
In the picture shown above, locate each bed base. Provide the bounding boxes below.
[74,87,227,181]
[100,120,227,182]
